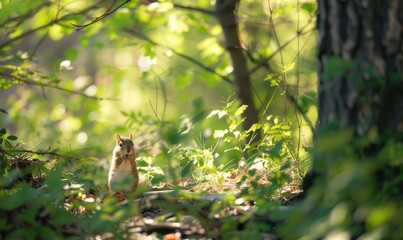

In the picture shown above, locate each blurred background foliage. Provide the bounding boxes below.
[0,0,319,238]
[1,0,317,185]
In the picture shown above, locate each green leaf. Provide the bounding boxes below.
[192,97,203,111]
[0,108,8,114]
[214,129,228,138]
[267,140,284,161]
[298,90,317,113]
[247,123,261,133]
[7,135,18,141]
[142,42,156,58]
[64,47,79,60]
[207,110,227,119]
[0,128,6,135]
[150,174,166,185]
[301,2,316,14]
[0,185,31,211]
[38,226,58,239]
[175,71,193,89]
[234,105,248,117]
[0,0,25,23]
[282,62,295,73]
[181,161,192,177]
[248,169,257,177]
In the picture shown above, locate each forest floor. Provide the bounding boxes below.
[66,181,301,240]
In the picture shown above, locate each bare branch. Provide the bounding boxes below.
[7,148,61,158]
[173,3,214,16]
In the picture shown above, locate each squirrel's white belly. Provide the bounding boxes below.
[108,160,135,192]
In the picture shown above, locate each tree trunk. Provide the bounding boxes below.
[283,1,402,238]
[215,0,261,141]
[316,0,403,168]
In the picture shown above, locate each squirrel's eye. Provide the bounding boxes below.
[118,142,123,147]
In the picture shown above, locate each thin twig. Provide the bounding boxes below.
[248,16,316,76]
[71,0,132,31]
[264,3,315,135]
[8,148,61,157]
[30,32,49,60]
[296,0,302,176]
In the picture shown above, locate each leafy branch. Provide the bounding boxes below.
[0,2,102,49]
[124,29,234,85]
[0,73,119,101]
[0,147,61,158]
[248,24,315,76]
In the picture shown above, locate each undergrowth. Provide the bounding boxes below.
[0,99,305,238]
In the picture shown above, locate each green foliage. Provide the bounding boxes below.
[0,0,319,238]
[171,98,301,204]
[0,162,139,239]
[137,156,166,185]
[0,97,301,238]
[280,128,403,239]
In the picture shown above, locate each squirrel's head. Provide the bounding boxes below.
[115,134,135,160]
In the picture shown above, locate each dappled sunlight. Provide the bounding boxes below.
[1,0,400,239]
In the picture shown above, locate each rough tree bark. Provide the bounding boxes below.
[318,0,403,132]
[215,0,261,141]
[291,0,402,238]
[316,0,402,164]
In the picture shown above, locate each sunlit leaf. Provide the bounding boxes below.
[48,24,64,41]
[207,110,227,119]
[214,129,228,138]
[301,2,316,14]
[246,124,260,133]
[147,1,173,12]
[282,62,295,73]
[234,105,248,117]
[153,167,164,175]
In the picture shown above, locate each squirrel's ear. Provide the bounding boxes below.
[129,133,133,140]
[116,134,121,142]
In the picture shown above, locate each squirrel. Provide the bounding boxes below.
[108,134,139,193]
